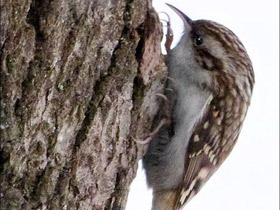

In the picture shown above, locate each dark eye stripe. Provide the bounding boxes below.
[195,48,224,72]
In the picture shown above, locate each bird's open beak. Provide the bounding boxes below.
[166,3,192,32]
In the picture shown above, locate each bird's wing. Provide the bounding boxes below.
[173,97,244,209]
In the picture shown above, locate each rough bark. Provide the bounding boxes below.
[0,0,166,209]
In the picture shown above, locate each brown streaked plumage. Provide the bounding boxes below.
[171,6,254,210]
[143,4,254,210]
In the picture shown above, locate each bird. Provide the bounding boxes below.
[142,3,255,210]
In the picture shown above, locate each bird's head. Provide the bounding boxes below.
[166,4,254,99]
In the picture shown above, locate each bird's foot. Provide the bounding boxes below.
[132,118,169,145]
[159,12,174,53]
[133,93,171,144]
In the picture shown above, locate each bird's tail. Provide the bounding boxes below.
[152,189,178,210]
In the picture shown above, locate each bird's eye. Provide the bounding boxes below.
[194,36,203,46]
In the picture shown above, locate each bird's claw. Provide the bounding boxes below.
[155,93,169,101]
[132,118,169,144]
[132,136,152,145]
[158,12,173,53]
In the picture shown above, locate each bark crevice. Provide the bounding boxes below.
[0,0,166,209]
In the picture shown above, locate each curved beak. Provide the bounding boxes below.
[166,3,192,32]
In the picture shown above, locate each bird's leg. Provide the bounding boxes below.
[133,93,172,145]
[132,118,168,144]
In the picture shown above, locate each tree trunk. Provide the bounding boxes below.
[0,0,166,209]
